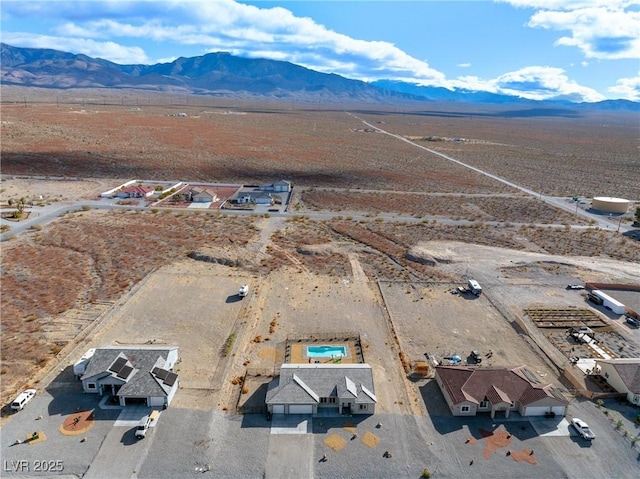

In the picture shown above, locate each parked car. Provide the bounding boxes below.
[11,389,36,411]
[135,410,159,439]
[625,315,640,327]
[470,351,482,364]
[571,418,595,440]
[238,285,249,297]
[566,284,585,290]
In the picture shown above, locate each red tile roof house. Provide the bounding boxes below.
[114,185,154,199]
[435,365,569,418]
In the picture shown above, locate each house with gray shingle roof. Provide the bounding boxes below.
[596,358,640,405]
[435,365,568,418]
[81,347,179,407]
[266,364,376,415]
[260,180,291,193]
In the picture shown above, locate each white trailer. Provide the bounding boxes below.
[73,348,96,378]
[591,290,625,315]
[467,279,482,296]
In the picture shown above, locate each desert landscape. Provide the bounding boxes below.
[1,93,639,478]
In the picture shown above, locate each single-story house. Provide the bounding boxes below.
[260,180,291,193]
[114,185,154,199]
[81,347,179,407]
[435,365,568,418]
[596,358,640,405]
[236,191,273,205]
[266,363,377,415]
[180,188,218,203]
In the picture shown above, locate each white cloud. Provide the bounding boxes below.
[457,63,472,68]
[608,75,640,101]
[16,0,446,84]
[451,66,606,101]
[499,0,640,59]
[1,32,150,64]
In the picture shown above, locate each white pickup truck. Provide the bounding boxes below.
[571,418,595,440]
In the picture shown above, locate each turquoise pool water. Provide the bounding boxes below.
[306,345,347,358]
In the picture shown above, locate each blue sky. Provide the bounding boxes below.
[2,0,639,101]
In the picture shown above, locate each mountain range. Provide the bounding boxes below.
[1,43,637,110]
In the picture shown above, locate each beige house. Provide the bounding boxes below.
[596,358,640,405]
[435,365,568,418]
[266,364,376,416]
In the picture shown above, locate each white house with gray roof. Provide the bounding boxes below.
[596,358,640,405]
[81,347,179,407]
[266,363,376,416]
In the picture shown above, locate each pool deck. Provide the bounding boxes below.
[289,341,359,364]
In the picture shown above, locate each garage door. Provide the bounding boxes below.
[523,406,548,416]
[288,405,313,414]
[272,405,285,414]
[551,406,566,416]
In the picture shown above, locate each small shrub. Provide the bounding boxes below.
[422,468,431,478]
[81,205,91,211]
[616,419,623,429]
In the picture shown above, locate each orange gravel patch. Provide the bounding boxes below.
[60,410,95,436]
[25,431,46,445]
[324,434,347,451]
[361,431,380,448]
[510,449,537,465]
[479,428,512,459]
[343,422,357,434]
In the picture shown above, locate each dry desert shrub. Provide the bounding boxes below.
[355,109,638,198]
[1,209,257,401]
[302,190,585,225]
[1,103,509,193]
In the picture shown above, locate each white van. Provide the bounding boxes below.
[11,389,36,411]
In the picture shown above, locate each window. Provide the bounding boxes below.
[461,405,470,412]
[87,383,96,390]
[358,404,367,410]
[479,400,489,409]
[320,397,336,404]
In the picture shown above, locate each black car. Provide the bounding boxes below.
[625,316,640,327]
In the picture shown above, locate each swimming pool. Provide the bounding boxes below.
[306,345,347,358]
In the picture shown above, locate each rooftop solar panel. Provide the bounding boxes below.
[151,367,160,376]
[117,365,134,380]
[155,368,168,380]
[108,357,127,374]
[164,372,178,387]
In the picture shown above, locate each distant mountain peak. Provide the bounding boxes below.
[1,44,637,109]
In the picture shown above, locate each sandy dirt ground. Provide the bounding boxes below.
[43,236,639,420]
[1,176,123,202]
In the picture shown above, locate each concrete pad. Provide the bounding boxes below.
[113,406,153,427]
[270,414,312,435]
[529,418,572,437]
[187,202,212,209]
